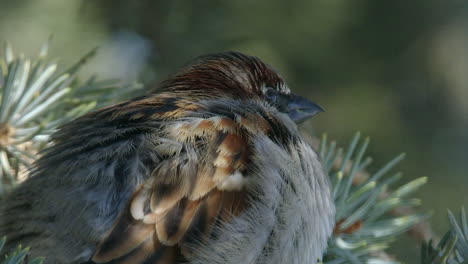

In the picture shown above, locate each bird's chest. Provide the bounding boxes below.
[186,137,335,264]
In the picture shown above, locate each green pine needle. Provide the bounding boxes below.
[419,210,467,263]
[0,40,141,193]
[321,133,427,263]
[0,237,44,264]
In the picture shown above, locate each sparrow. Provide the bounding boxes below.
[0,52,335,264]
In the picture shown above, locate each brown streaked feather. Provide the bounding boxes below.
[179,190,225,258]
[104,234,178,264]
[94,189,246,263]
[155,199,201,246]
[122,239,177,264]
[214,117,238,132]
[150,183,186,216]
[189,169,217,200]
[93,115,252,263]
[238,112,272,134]
[92,211,154,263]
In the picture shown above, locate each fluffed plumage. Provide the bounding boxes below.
[0,52,335,264]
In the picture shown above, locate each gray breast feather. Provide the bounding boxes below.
[187,136,335,264]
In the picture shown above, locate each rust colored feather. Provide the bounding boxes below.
[150,183,186,215]
[155,199,201,246]
[94,188,246,263]
[93,115,252,263]
[92,212,154,262]
[98,234,178,264]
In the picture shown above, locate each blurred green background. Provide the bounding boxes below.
[1,0,467,262]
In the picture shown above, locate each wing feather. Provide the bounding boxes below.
[92,116,252,263]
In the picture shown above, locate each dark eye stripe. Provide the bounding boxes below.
[265,87,279,104]
[265,87,288,112]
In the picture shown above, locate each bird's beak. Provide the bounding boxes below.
[286,93,324,123]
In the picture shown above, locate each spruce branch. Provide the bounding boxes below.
[319,133,429,263]
[0,40,141,194]
[0,236,44,264]
[421,208,468,264]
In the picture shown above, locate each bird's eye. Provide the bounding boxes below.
[265,87,289,112]
[265,87,279,104]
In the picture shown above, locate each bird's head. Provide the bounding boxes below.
[159,52,323,123]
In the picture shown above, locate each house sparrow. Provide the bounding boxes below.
[0,52,335,264]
